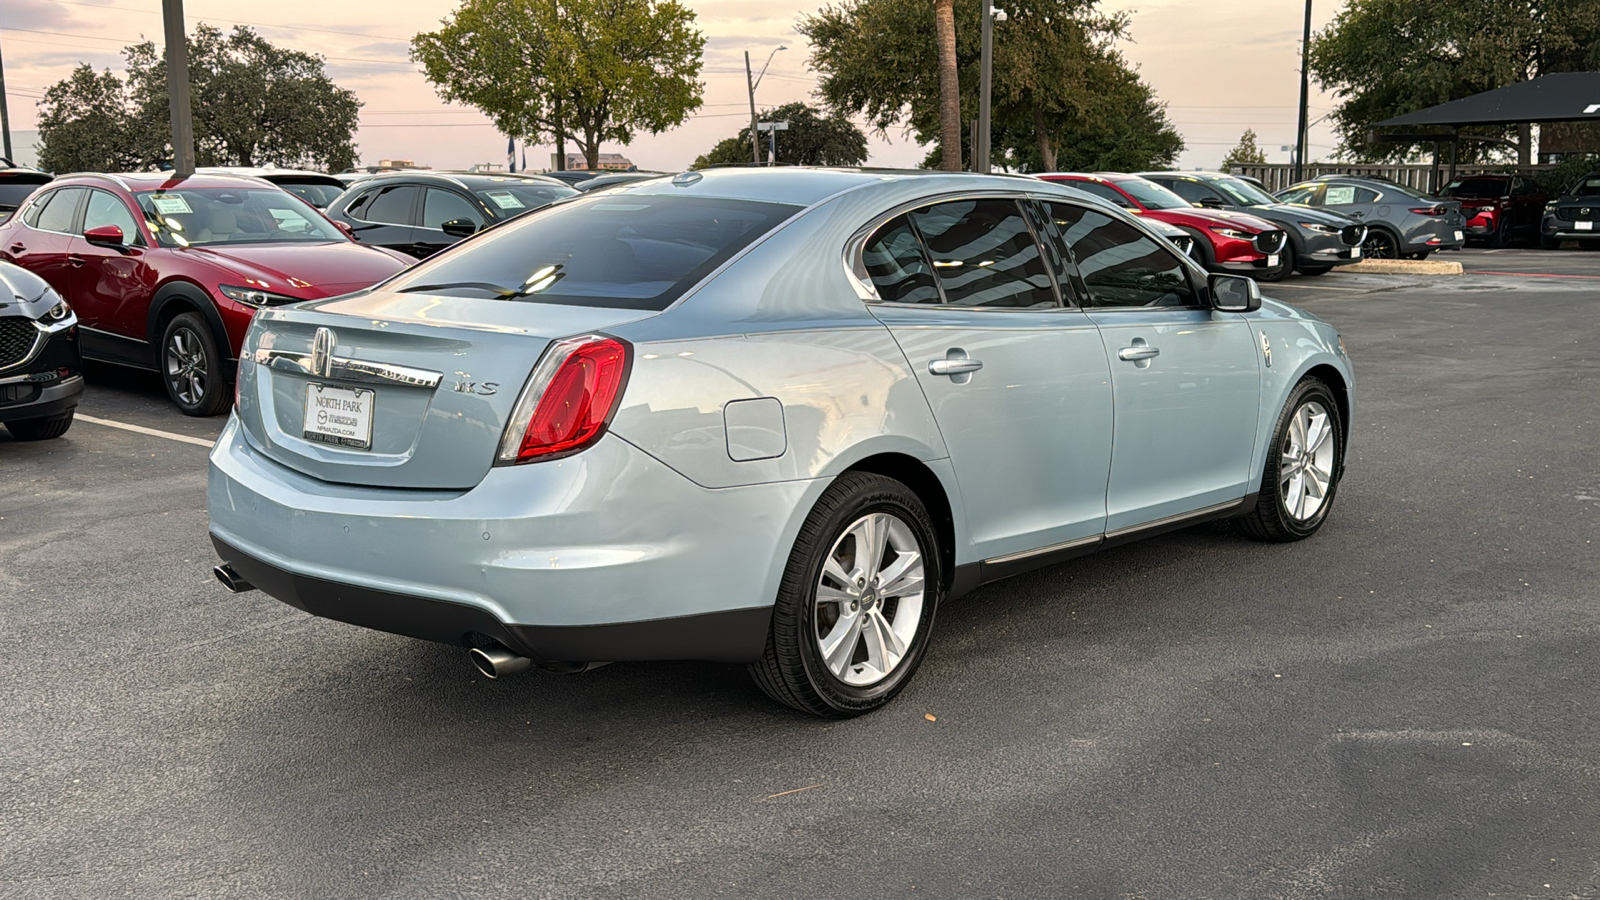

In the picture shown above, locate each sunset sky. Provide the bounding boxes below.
[2,0,1347,172]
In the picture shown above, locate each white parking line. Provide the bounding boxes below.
[75,414,216,448]
[1271,284,1369,292]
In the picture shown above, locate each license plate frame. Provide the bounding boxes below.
[303,383,375,450]
[1454,230,1464,241]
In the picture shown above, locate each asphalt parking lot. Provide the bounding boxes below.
[3,246,1597,899]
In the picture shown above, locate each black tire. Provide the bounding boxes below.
[750,472,943,718]
[1540,235,1560,251]
[1298,266,1333,276]
[1259,241,1294,282]
[160,311,230,417]
[1238,378,1343,543]
[1184,228,1217,271]
[4,409,74,441]
[1361,228,1398,259]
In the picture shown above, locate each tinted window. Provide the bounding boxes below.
[83,189,142,243]
[1569,175,1600,194]
[1047,202,1195,309]
[908,199,1056,308]
[388,194,800,311]
[361,185,417,225]
[33,187,85,233]
[1164,179,1219,205]
[1065,180,1136,209]
[1445,177,1509,198]
[861,215,939,304]
[0,178,47,211]
[422,188,485,230]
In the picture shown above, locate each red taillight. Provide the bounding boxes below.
[1409,207,1447,216]
[496,335,630,465]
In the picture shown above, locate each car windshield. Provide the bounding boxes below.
[275,182,344,209]
[135,188,346,247]
[1567,174,1600,195]
[1115,178,1190,211]
[1212,176,1280,206]
[1444,177,1509,198]
[388,193,801,310]
[473,184,579,219]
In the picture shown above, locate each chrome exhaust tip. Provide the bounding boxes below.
[213,564,255,593]
[469,644,532,679]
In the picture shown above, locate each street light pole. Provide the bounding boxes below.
[977,3,993,173]
[745,46,786,166]
[1294,0,1312,182]
[163,0,196,175]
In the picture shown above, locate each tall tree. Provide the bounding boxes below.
[934,0,962,171]
[36,65,143,173]
[1221,128,1268,169]
[692,102,869,168]
[36,26,360,172]
[413,0,706,170]
[800,0,1182,173]
[1310,0,1600,163]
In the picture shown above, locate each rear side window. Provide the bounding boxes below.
[389,194,801,311]
[861,216,939,304]
[33,187,85,233]
[1046,202,1196,309]
[908,199,1057,308]
[359,185,417,225]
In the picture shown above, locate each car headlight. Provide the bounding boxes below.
[1299,222,1340,235]
[45,300,72,321]
[1336,333,1348,356]
[1210,227,1252,240]
[218,285,299,307]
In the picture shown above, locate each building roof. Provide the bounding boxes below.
[1376,72,1600,128]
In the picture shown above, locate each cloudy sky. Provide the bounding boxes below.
[1,0,1348,172]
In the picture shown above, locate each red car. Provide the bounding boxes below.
[1441,174,1547,247]
[0,173,409,415]
[1036,173,1291,280]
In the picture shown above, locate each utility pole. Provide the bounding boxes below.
[977,3,995,173]
[163,0,196,175]
[0,30,14,163]
[745,51,761,165]
[1294,0,1312,182]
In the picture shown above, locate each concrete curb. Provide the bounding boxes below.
[1342,259,1464,275]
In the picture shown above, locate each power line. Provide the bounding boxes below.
[44,0,415,43]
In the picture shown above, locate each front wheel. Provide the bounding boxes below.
[161,312,230,417]
[1362,229,1398,259]
[750,472,942,717]
[1239,378,1343,542]
[1259,242,1295,282]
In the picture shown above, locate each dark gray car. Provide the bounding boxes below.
[1140,171,1366,276]
[1277,176,1465,259]
[1541,171,1600,249]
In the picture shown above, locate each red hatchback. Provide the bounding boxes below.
[0,173,409,415]
[1036,173,1291,279]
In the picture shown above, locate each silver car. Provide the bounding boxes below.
[208,168,1355,717]
[1277,176,1466,259]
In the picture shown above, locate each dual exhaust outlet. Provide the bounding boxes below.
[214,563,548,679]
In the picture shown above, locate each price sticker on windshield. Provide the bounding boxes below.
[484,191,526,210]
[150,194,193,215]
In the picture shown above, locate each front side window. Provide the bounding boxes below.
[422,188,485,230]
[82,189,143,243]
[32,187,85,233]
[388,194,800,311]
[907,199,1056,308]
[134,188,346,247]
[861,215,939,304]
[1165,179,1222,206]
[1046,202,1196,309]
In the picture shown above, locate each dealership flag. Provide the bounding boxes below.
[507,137,516,173]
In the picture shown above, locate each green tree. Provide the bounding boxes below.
[413,0,706,170]
[36,26,360,172]
[800,0,1182,173]
[36,65,143,173]
[1309,0,1600,163]
[1221,128,1268,169]
[692,102,868,168]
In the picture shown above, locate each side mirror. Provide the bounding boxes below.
[84,224,126,247]
[332,220,355,238]
[1196,197,1225,209]
[1210,273,1261,313]
[441,218,479,238]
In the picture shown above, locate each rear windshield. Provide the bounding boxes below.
[1445,177,1509,198]
[388,194,801,310]
[0,179,48,210]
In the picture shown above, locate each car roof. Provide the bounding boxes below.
[52,172,289,192]
[617,166,1043,207]
[194,166,339,181]
[342,171,574,190]
[1138,171,1235,182]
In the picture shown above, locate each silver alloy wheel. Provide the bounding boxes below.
[1279,399,1336,521]
[164,326,208,406]
[814,512,926,687]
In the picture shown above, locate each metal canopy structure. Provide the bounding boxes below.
[1375,72,1600,128]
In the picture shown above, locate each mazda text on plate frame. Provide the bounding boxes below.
[208,168,1355,717]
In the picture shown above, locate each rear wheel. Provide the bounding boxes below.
[161,312,230,417]
[1239,378,1343,543]
[4,409,74,441]
[750,472,942,717]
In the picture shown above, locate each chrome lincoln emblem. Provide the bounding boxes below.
[311,327,335,378]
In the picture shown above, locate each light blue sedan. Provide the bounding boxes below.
[208,168,1354,717]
